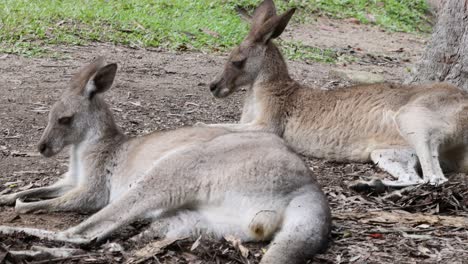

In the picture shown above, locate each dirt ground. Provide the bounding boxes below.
[0,19,467,264]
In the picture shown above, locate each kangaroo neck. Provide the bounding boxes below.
[254,41,291,85]
[68,103,127,185]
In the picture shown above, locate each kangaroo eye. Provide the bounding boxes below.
[58,116,73,126]
[232,59,246,69]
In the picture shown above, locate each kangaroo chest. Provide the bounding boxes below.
[240,91,260,123]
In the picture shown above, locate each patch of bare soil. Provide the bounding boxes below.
[284,17,429,84]
[0,20,466,264]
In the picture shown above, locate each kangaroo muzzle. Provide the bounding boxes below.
[209,77,233,98]
[37,141,54,157]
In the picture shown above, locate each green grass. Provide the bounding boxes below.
[322,0,431,32]
[256,0,432,32]
[279,40,338,64]
[0,0,430,60]
[0,1,249,52]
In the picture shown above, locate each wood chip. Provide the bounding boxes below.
[401,232,432,240]
[128,101,142,107]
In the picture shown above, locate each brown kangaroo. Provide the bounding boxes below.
[203,0,468,187]
[0,58,331,264]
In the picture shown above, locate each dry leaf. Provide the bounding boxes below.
[224,235,249,258]
[201,28,220,38]
[417,245,431,255]
[128,237,186,264]
[190,235,202,251]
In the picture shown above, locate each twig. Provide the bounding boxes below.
[4,135,21,139]
[30,253,100,264]
[13,170,47,175]
[40,64,70,68]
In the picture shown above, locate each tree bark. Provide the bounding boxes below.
[408,0,468,91]
[426,0,446,15]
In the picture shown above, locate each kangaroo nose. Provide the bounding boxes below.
[38,143,47,154]
[209,82,217,92]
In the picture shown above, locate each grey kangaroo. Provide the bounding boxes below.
[0,58,331,264]
[204,0,468,187]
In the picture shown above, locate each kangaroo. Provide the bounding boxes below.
[0,58,331,264]
[204,0,468,187]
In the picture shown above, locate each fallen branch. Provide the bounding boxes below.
[334,210,468,228]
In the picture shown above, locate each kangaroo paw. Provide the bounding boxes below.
[15,198,41,214]
[426,175,448,186]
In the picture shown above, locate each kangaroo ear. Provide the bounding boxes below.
[253,8,296,44]
[85,63,118,99]
[235,6,253,23]
[71,57,105,93]
[251,0,277,31]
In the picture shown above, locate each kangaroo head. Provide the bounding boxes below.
[210,0,295,98]
[38,57,118,157]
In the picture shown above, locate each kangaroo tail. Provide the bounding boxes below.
[260,184,331,264]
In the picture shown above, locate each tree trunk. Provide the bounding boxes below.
[408,0,468,91]
[426,0,446,15]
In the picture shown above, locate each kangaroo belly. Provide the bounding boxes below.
[197,193,287,241]
[284,110,408,162]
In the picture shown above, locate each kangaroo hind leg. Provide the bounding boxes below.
[260,185,331,264]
